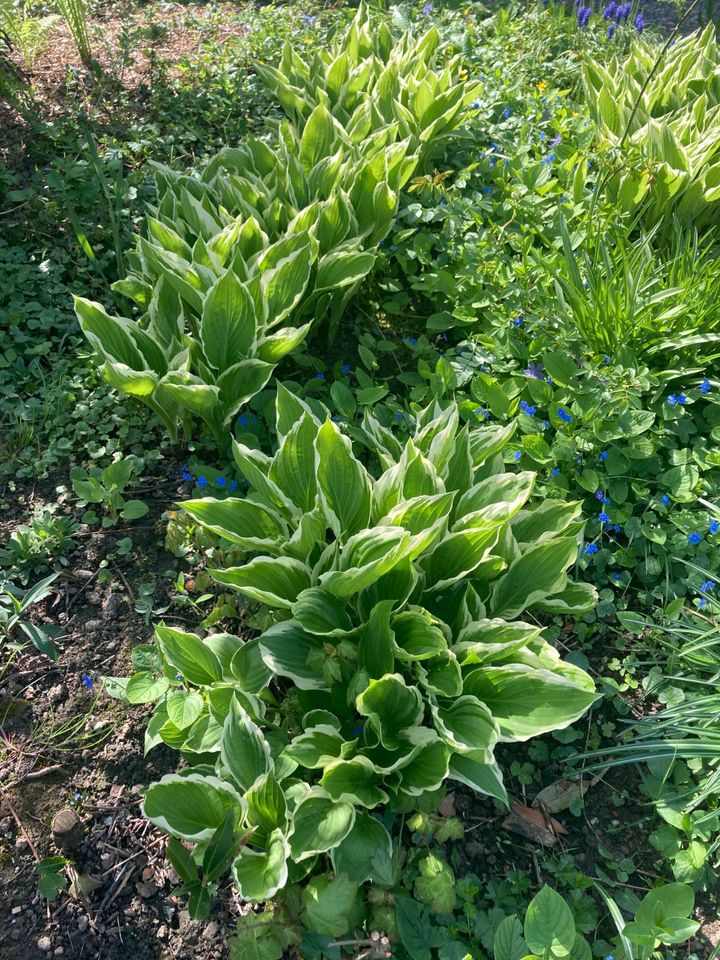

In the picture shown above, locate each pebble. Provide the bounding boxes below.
[54,948,64,956]
[11,906,22,915]
[84,619,103,633]
[203,921,219,940]
[100,852,114,871]
[156,925,167,940]
[77,916,88,933]
[37,936,52,951]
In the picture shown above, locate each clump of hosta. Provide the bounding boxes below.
[125,392,598,906]
[256,1,480,167]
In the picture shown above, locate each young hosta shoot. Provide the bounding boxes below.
[126,395,598,906]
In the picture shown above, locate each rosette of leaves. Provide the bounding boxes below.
[128,394,597,906]
[256,2,480,169]
[583,26,720,228]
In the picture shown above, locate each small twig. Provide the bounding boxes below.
[97,861,137,914]
[0,785,40,860]
[110,564,135,604]
[22,763,65,781]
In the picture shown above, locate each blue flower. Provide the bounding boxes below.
[513,451,522,461]
[405,337,417,347]
[700,580,715,592]
[181,470,192,482]
[542,420,550,430]
[600,451,608,461]
[584,543,599,555]
[709,519,719,534]
[550,134,562,147]
[698,598,708,609]
[598,512,610,523]
[577,5,592,27]
[216,477,226,488]
[603,2,616,17]
[519,400,536,416]
[351,724,363,736]
[595,491,605,500]
[472,101,481,110]
[197,476,208,489]
[667,393,687,406]
[82,674,93,688]
[341,363,351,374]
[315,372,325,380]
[395,412,404,421]
[700,378,711,393]
[513,316,524,327]
[390,244,398,253]
[503,106,511,119]
[635,12,645,32]
[524,361,544,379]
[603,354,611,364]
[474,407,490,419]
[229,481,238,492]
[689,532,703,545]
[551,467,561,477]
[439,199,447,207]
[422,2,433,12]
[543,152,556,164]
[607,23,615,38]
[611,572,622,581]
[660,494,670,506]
[557,407,572,423]
[612,524,621,533]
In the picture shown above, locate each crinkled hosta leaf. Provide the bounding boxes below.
[454,619,543,666]
[259,621,330,690]
[143,773,245,842]
[463,665,599,741]
[231,828,289,902]
[269,412,319,512]
[358,599,395,679]
[246,772,288,840]
[320,756,389,807]
[292,587,354,636]
[392,609,448,661]
[356,674,424,749]
[396,738,449,796]
[316,419,372,538]
[380,492,454,559]
[212,556,311,609]
[431,695,499,756]
[416,651,463,698]
[283,725,349,768]
[289,791,355,860]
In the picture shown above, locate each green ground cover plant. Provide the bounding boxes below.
[4,0,720,957]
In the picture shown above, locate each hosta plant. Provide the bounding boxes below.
[583,26,720,228]
[117,394,598,911]
[74,116,403,445]
[256,2,480,168]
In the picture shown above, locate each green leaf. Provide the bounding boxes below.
[121,499,149,520]
[155,625,223,685]
[330,811,393,884]
[203,808,243,882]
[395,895,435,960]
[315,420,372,538]
[182,498,286,551]
[493,915,526,960]
[221,697,271,791]
[142,773,245,842]
[284,725,347,768]
[431,695,499,755]
[231,829,289,902]
[201,270,256,371]
[524,885,576,958]
[246,772,288,840]
[301,873,359,937]
[315,249,376,293]
[320,756,389,807]
[449,753,508,804]
[463,666,598,741]
[356,674,424,749]
[421,526,500,591]
[289,792,355,860]
[489,537,578,619]
[259,620,329,690]
[125,671,171,704]
[392,609,448,661]
[211,556,311,609]
[292,587,353,636]
[358,599,396,678]
[269,413,318,512]
[166,690,204,728]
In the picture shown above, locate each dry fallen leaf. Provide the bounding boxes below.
[502,801,569,847]
[532,778,589,813]
[438,791,457,818]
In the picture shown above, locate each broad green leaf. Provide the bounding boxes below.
[231,828,289,902]
[211,556,311,609]
[221,697,272,790]
[397,739,450,796]
[166,690,204,729]
[259,620,329,690]
[448,753,508,804]
[142,773,245,842]
[392,609,448,660]
[292,586,353,635]
[284,725,348,768]
[246,772,288,840]
[356,674,424,749]
[125,671,171,704]
[320,756,388,807]
[331,811,393,884]
[421,525,500,591]
[463,666,598,741]
[431,695,499,755]
[489,537,578,619]
[321,526,412,597]
[155,625,223,685]
[182,497,286,551]
[269,413,318,512]
[289,792,355,860]
[315,419,372,538]
[301,873,359,937]
[524,886,576,958]
[201,270,256,370]
[493,915,527,960]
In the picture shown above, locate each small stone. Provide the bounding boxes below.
[37,936,52,951]
[54,948,64,956]
[15,837,29,853]
[203,921,219,940]
[135,880,158,898]
[11,905,22,915]
[52,809,83,853]
[84,619,103,633]
[156,925,167,940]
[100,852,114,871]
[77,916,88,933]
